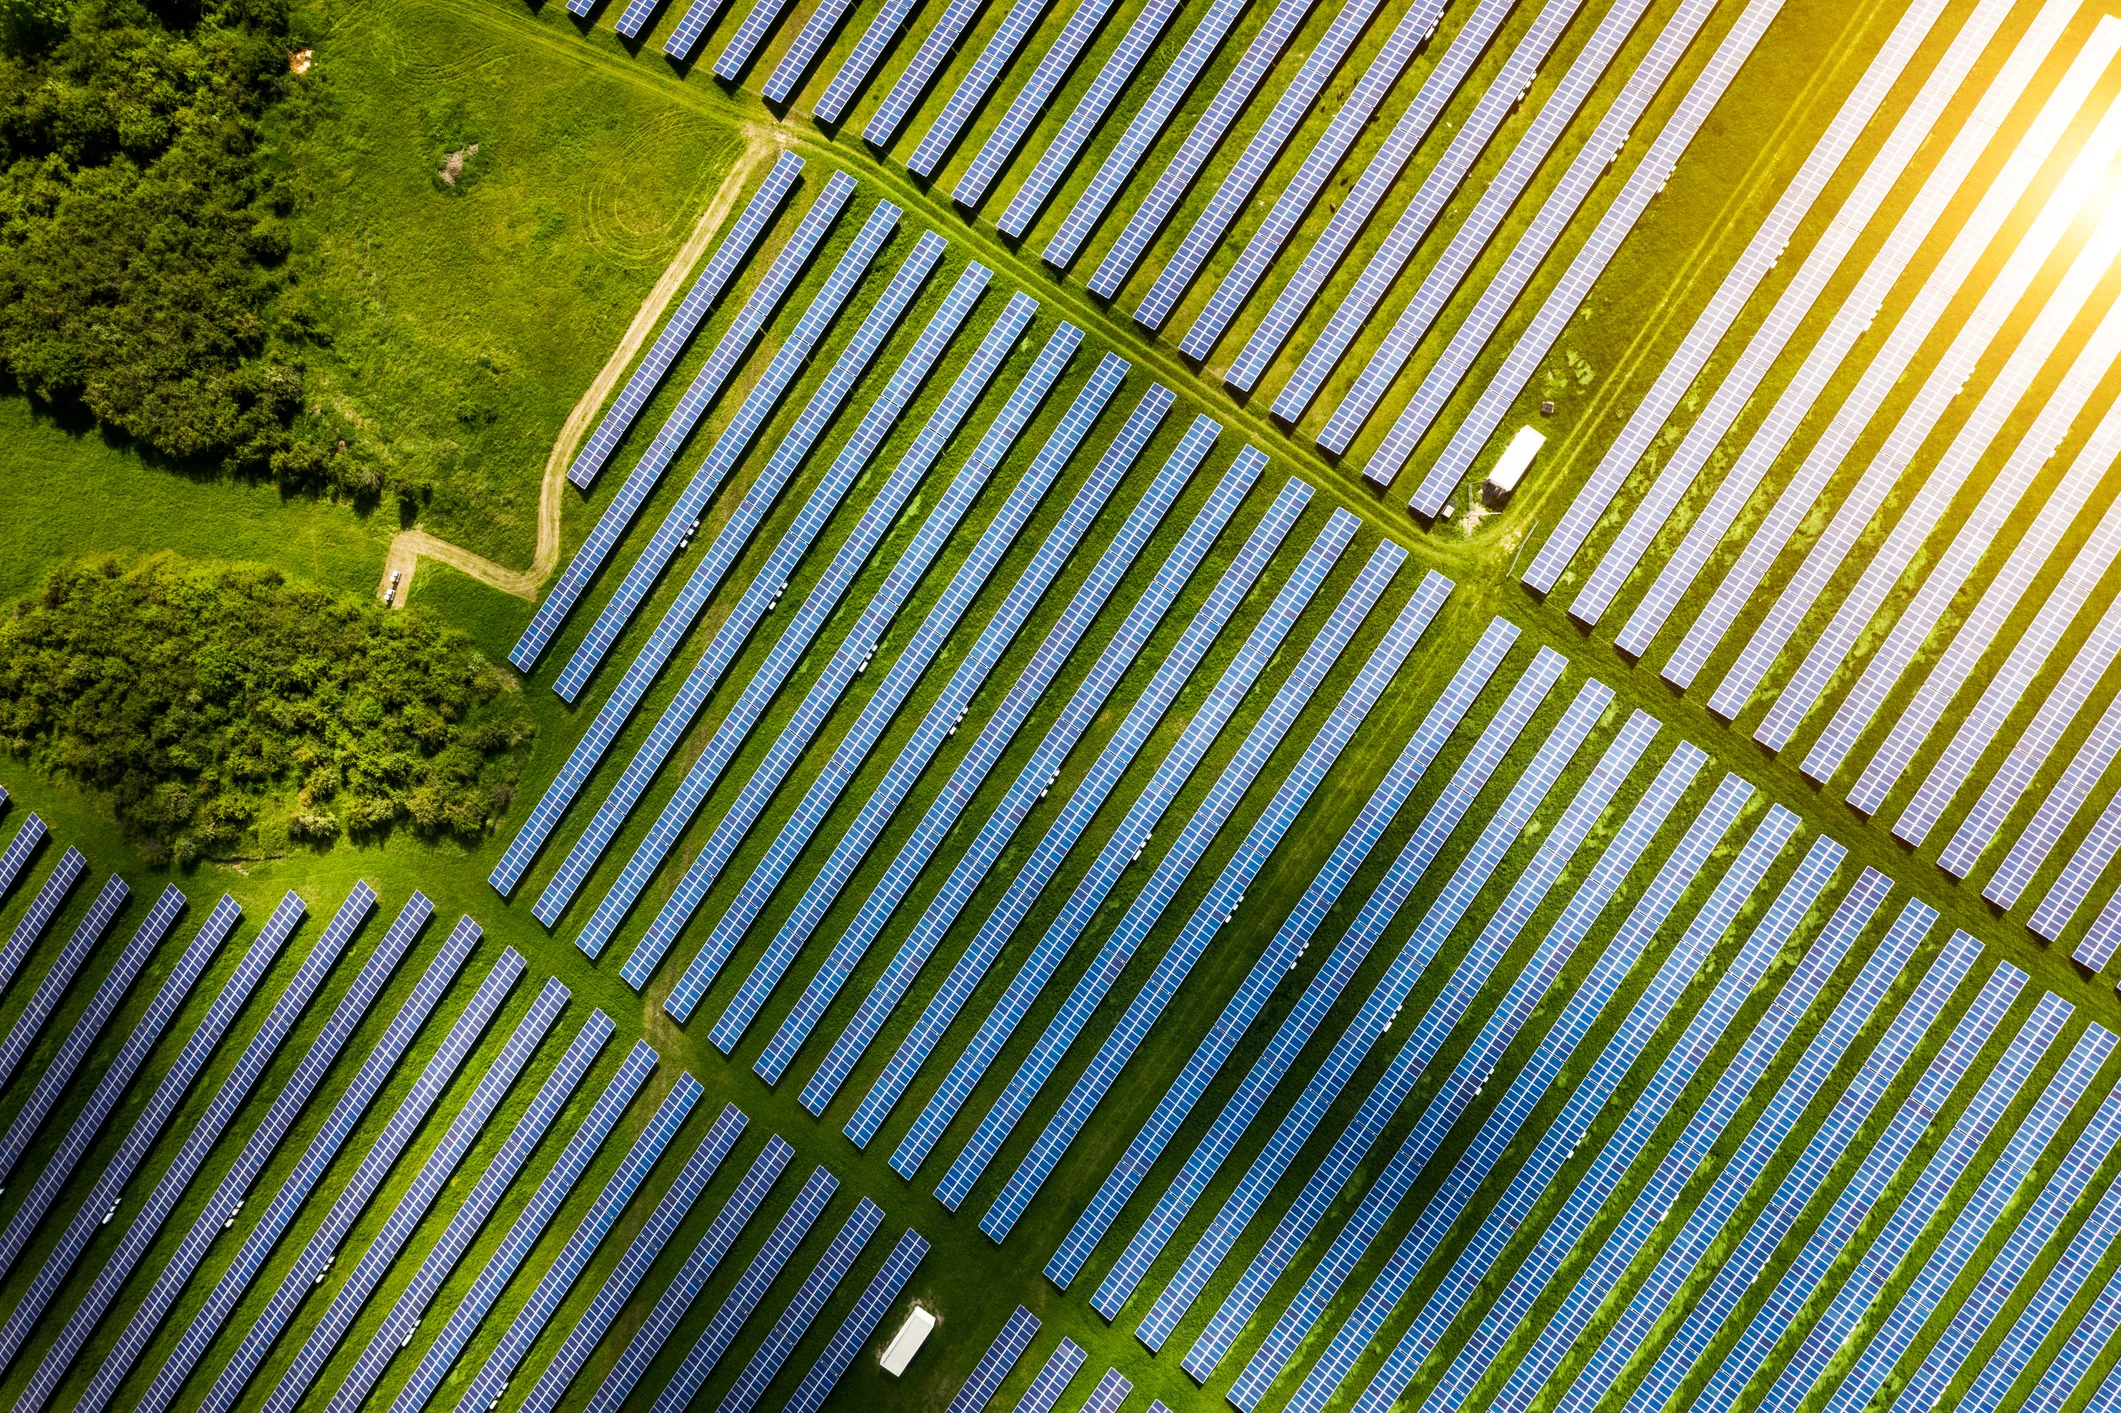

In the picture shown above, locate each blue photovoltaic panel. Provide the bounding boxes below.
[648,1165,838,1413]
[900,507,1358,1184]
[781,1226,928,1413]
[551,175,872,700]
[803,443,1257,1118]
[994,0,1181,237]
[973,543,1418,1233]
[715,0,791,77]
[584,1135,794,1413]
[1079,1368,1130,1413]
[1690,976,2056,1413]
[1134,656,1608,1346]
[553,191,896,705]
[325,1010,613,1413]
[1058,615,1512,1297]
[0,873,133,1098]
[1069,0,1304,282]
[614,0,663,37]
[1253,788,1788,1413]
[814,0,918,122]
[651,318,1081,1017]
[0,812,46,905]
[950,1307,1040,1413]
[508,237,954,911]
[863,0,996,146]
[591,288,1032,971]
[564,153,801,489]
[1523,0,1982,593]
[384,1040,657,1413]
[264,978,570,1413]
[709,363,1146,1051]
[0,891,230,1247]
[765,0,849,101]
[1992,1161,2121,1413]
[452,1074,705,1413]
[515,1102,746,1413]
[758,403,1205,1085]
[1151,0,1449,339]
[1015,1339,1086,1413]
[193,935,515,1413]
[954,0,1121,206]
[497,216,910,913]
[718,1197,882,1413]
[1984,597,2121,897]
[139,918,485,1413]
[907,0,1060,177]
[0,892,301,1394]
[510,174,852,674]
[60,883,389,1413]
[0,883,185,1187]
[665,0,733,59]
[0,847,86,996]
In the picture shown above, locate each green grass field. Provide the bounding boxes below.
[8,0,2121,1411]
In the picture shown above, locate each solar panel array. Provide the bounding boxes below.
[0,874,133,1100]
[781,1226,927,1413]
[719,1196,881,1412]
[0,811,43,904]
[949,1307,1039,1413]
[0,847,85,993]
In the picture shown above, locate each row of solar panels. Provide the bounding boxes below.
[0,833,930,1413]
[1534,5,2121,970]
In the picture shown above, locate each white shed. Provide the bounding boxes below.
[879,1304,936,1376]
[1485,425,1546,499]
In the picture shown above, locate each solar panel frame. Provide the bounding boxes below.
[781,1225,928,1413]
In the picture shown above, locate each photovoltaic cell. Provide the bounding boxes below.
[2001,1155,2121,1413]
[781,1226,928,1413]
[906,0,1062,176]
[864,0,1002,147]
[0,812,46,906]
[953,0,1122,206]
[719,1197,882,1413]
[1015,1339,1085,1413]
[0,873,133,1099]
[665,0,735,58]
[950,1307,1039,1413]
[0,847,86,996]
[715,0,791,77]
[1079,1368,1129,1413]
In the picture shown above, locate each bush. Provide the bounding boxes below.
[0,555,535,857]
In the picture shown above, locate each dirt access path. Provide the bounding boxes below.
[379,127,781,607]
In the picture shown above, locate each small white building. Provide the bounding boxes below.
[1484,425,1546,502]
[879,1304,936,1376]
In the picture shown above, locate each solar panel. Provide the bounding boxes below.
[385,1040,657,1413]
[1154,0,1454,342]
[651,321,1082,1016]
[1694,974,2051,1413]
[813,0,917,121]
[0,812,46,905]
[0,890,227,1250]
[189,934,512,1413]
[552,192,896,707]
[1135,662,1614,1349]
[1015,1339,1085,1413]
[264,977,570,1413]
[595,290,1035,975]
[1893,1080,2121,1413]
[714,0,791,77]
[781,1225,927,1413]
[758,403,1204,1085]
[765,0,837,99]
[907,0,1062,177]
[1697,70,2121,715]
[1308,0,1650,461]
[1606,924,1979,1413]
[648,1165,839,1413]
[0,847,86,996]
[899,508,1359,1185]
[140,917,483,1413]
[520,244,962,919]
[64,883,390,1413]
[2022,701,2121,951]
[719,1197,882,1413]
[1256,0,1581,408]
[797,441,1252,1113]
[513,1102,744,1413]
[1426,869,1901,1413]
[864,0,996,146]
[0,891,302,1397]
[1526,0,1993,596]
[1775,1016,2105,1413]
[994,0,1180,236]
[1060,615,1513,1298]
[453,1074,705,1413]
[510,175,853,674]
[325,1010,612,1413]
[715,374,1163,1054]
[0,873,133,1099]
[562,153,801,491]
[0,882,185,1187]
[614,0,665,38]
[950,1307,1040,1413]
[1397,0,1778,507]
[1079,1368,1130,1413]
[954,0,1121,206]
[702,354,1138,1048]
[1070,0,1309,283]
[584,1135,794,1413]
[2006,1170,2121,1413]
[664,0,734,58]
[979,549,1432,1236]
[1255,794,1794,1413]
